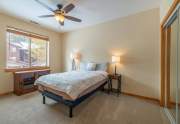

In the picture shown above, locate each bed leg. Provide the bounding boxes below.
[69,107,73,118]
[43,95,46,104]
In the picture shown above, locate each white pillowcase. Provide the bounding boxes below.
[86,63,96,71]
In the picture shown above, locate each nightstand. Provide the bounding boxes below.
[109,74,122,96]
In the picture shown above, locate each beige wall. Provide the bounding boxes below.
[62,8,160,99]
[160,0,175,22]
[0,13,62,94]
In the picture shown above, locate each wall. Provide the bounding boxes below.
[0,13,62,94]
[160,0,175,22]
[62,8,160,99]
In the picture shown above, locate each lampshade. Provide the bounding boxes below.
[112,56,120,63]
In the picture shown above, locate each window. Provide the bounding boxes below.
[31,38,49,67]
[6,28,49,69]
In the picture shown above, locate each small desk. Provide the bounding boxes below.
[109,74,122,96]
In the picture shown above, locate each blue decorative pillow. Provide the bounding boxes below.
[80,62,108,71]
[95,63,108,71]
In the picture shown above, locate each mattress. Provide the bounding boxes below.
[35,71,108,100]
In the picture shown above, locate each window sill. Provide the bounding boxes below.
[5,67,50,73]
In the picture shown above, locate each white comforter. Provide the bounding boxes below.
[35,71,108,100]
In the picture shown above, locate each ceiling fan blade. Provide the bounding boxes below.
[59,21,64,26]
[63,3,75,13]
[65,15,82,22]
[38,15,54,18]
[35,0,54,12]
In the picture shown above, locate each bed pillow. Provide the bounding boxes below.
[80,62,87,71]
[95,63,108,71]
[86,63,96,71]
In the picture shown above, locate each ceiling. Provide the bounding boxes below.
[0,0,160,32]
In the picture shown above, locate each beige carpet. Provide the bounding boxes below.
[0,92,170,124]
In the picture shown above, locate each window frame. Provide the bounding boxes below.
[5,28,50,72]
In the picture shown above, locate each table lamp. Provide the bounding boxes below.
[112,56,120,75]
[70,52,81,70]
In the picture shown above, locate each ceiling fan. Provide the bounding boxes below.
[35,0,82,26]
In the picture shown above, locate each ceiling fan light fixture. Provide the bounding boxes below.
[36,1,81,25]
[55,14,65,22]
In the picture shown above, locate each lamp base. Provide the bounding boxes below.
[114,64,120,75]
[114,64,117,75]
[72,59,76,71]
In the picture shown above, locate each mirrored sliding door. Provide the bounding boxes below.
[162,5,180,124]
[169,11,178,122]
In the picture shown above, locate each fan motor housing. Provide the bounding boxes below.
[57,4,63,10]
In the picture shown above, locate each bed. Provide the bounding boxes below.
[35,67,110,117]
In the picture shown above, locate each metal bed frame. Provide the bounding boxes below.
[40,79,110,118]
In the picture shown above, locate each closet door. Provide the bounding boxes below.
[161,2,180,124]
[165,6,180,124]
[168,15,178,122]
